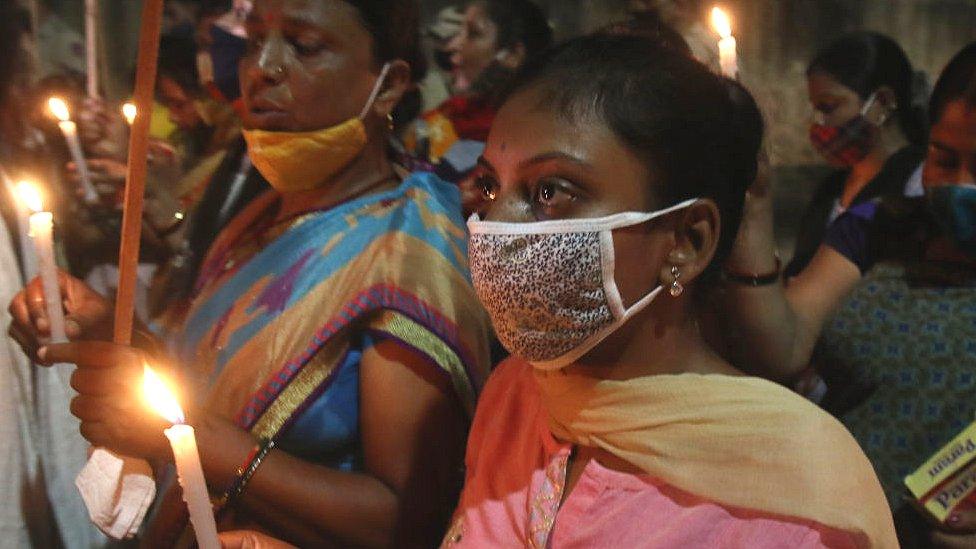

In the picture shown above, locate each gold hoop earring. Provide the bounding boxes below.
[386,113,395,132]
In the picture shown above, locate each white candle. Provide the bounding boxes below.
[711,7,739,79]
[1,172,38,279]
[86,0,99,98]
[48,98,99,205]
[143,367,219,549]
[17,183,66,343]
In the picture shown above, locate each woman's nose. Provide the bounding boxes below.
[254,35,288,82]
[484,189,532,223]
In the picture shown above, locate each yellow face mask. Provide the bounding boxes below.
[242,63,391,193]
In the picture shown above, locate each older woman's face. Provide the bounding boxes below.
[240,0,378,131]
[475,87,675,306]
[923,99,976,188]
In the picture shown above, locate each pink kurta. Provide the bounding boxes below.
[444,359,860,548]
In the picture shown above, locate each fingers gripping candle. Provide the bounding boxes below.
[143,366,219,549]
[16,182,66,343]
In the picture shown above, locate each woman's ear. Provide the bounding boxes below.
[873,85,899,123]
[658,199,721,288]
[369,59,412,119]
[496,43,526,69]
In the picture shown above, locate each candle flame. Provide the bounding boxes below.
[48,97,71,122]
[15,181,43,213]
[711,7,733,39]
[122,103,137,125]
[143,365,185,425]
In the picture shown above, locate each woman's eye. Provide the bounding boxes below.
[534,180,576,209]
[476,174,497,201]
[815,103,835,115]
[291,39,323,56]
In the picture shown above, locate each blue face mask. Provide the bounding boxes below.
[926,184,976,256]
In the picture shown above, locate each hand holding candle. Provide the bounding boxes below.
[711,7,738,80]
[16,181,66,343]
[143,366,220,549]
[49,97,99,204]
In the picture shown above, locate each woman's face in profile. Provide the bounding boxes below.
[239,0,378,132]
[474,87,676,306]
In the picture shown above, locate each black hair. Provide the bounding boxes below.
[346,0,426,83]
[157,32,202,96]
[346,0,427,129]
[505,34,764,268]
[929,41,976,125]
[200,0,233,17]
[808,32,927,147]
[479,0,553,59]
[600,12,692,58]
[0,3,31,106]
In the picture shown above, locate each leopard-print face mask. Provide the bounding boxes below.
[467,199,697,370]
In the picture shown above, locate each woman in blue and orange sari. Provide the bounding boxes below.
[8,0,491,546]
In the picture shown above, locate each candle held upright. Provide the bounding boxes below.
[143,366,220,549]
[48,98,99,204]
[16,182,66,343]
[710,7,738,80]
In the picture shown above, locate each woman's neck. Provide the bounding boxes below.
[566,293,740,381]
[841,127,910,207]
[275,137,397,222]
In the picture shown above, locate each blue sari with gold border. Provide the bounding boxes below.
[149,173,490,541]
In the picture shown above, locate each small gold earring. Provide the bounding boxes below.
[386,113,395,131]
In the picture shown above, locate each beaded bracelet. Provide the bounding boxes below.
[215,437,275,514]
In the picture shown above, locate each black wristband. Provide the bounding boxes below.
[721,257,782,286]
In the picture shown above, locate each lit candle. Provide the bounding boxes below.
[48,97,99,204]
[16,182,66,343]
[0,171,38,279]
[143,366,219,549]
[711,7,738,80]
[122,103,137,127]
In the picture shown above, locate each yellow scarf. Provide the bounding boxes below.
[535,369,898,548]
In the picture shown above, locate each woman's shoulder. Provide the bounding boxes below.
[825,195,930,272]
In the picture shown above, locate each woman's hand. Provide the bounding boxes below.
[39,341,173,461]
[220,531,297,549]
[8,272,114,360]
[77,97,127,159]
[932,506,976,548]
[67,158,127,205]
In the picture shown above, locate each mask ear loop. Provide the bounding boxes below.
[859,92,878,115]
[359,62,393,120]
